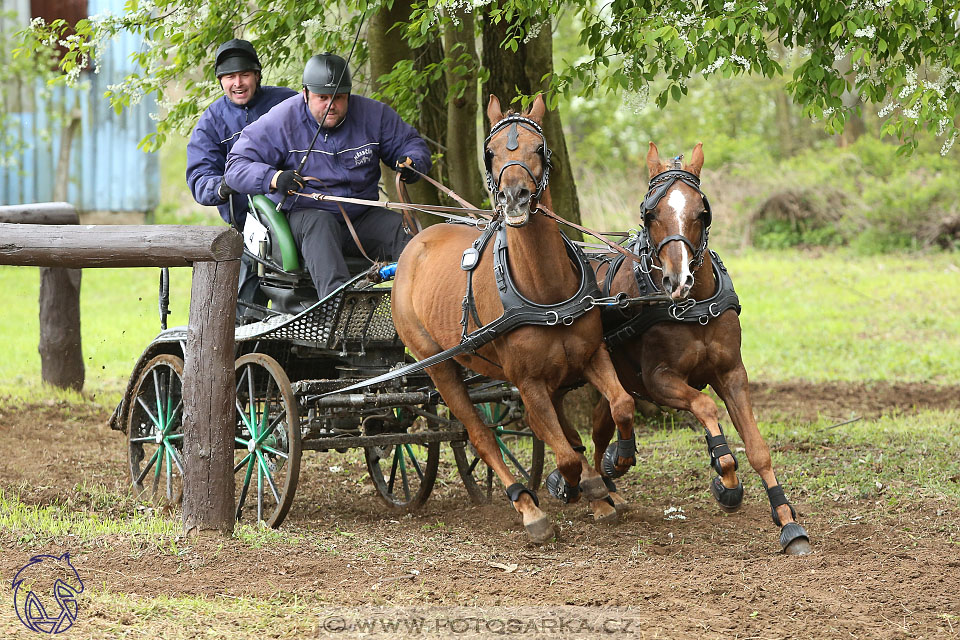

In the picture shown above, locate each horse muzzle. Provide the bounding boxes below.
[496,187,535,227]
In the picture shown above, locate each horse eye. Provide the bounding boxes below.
[536,145,545,155]
[484,149,494,169]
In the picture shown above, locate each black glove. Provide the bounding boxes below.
[217,176,237,200]
[397,157,418,183]
[275,170,305,195]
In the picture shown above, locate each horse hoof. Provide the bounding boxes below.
[710,475,743,512]
[524,516,555,543]
[580,475,608,501]
[602,443,627,478]
[780,522,812,555]
[608,491,631,512]
[545,469,581,504]
[591,500,618,524]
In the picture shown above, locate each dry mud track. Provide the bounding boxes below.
[0,381,957,638]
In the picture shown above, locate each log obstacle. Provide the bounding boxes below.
[0,217,242,536]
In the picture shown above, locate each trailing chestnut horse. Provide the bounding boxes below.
[591,142,812,555]
[391,94,637,542]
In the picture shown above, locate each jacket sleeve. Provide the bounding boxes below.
[377,104,432,179]
[185,111,229,209]
[224,112,288,196]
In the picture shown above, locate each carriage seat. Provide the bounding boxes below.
[243,195,372,315]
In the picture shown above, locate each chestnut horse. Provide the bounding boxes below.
[591,142,812,555]
[391,95,637,542]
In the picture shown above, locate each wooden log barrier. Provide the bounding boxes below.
[0,203,84,390]
[0,221,243,536]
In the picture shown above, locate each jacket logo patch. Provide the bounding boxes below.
[353,148,373,166]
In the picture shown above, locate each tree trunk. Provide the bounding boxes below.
[443,7,485,207]
[39,112,84,391]
[481,13,582,233]
[369,1,442,216]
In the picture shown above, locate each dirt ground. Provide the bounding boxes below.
[0,381,958,639]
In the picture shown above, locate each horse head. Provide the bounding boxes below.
[484,94,552,226]
[643,142,711,300]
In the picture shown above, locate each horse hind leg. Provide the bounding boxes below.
[586,396,630,512]
[583,349,637,475]
[545,391,617,523]
[715,368,812,555]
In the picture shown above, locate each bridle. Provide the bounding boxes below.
[483,114,552,213]
[640,166,712,274]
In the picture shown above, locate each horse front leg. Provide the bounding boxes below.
[644,368,745,512]
[429,360,554,543]
[714,365,812,555]
[583,349,637,476]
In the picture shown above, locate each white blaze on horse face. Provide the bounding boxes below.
[664,189,693,296]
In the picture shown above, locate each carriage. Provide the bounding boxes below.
[109,193,544,529]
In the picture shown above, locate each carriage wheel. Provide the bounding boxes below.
[128,354,185,506]
[234,353,302,528]
[453,402,544,504]
[364,406,440,511]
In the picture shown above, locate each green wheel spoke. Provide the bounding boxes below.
[167,433,184,442]
[500,441,532,483]
[498,429,530,437]
[152,368,166,430]
[254,450,282,504]
[397,447,411,501]
[235,436,250,447]
[135,396,161,431]
[387,448,400,494]
[260,444,288,460]
[234,452,253,473]
[403,444,425,480]
[257,460,264,522]
[164,441,185,475]
[165,447,173,499]
[255,411,286,445]
[130,436,157,444]
[236,454,255,517]
[134,448,161,485]
[246,366,258,439]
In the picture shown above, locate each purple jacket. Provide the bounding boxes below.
[186,85,296,228]
[224,94,431,218]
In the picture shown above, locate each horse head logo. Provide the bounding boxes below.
[12,552,84,634]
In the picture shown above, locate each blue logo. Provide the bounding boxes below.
[12,552,84,634]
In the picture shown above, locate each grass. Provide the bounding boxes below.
[3,249,958,398]
[0,265,193,402]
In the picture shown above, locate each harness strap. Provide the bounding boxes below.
[321,220,603,398]
[535,205,644,265]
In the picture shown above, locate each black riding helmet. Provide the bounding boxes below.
[302,52,351,94]
[215,38,261,78]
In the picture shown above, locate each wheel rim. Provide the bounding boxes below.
[454,401,544,504]
[234,353,301,528]
[364,406,440,511]
[128,354,185,505]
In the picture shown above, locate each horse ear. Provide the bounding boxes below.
[646,142,662,179]
[686,142,704,176]
[487,94,503,125]
[526,93,546,122]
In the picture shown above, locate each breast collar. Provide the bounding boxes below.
[459,219,601,348]
[600,235,741,348]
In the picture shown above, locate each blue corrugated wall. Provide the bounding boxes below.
[0,0,159,213]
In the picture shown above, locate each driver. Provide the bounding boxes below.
[224,52,431,300]
[186,38,296,319]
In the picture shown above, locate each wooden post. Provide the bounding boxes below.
[0,222,243,537]
[181,259,241,537]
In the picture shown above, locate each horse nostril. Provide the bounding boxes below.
[684,275,694,290]
[518,187,530,201]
